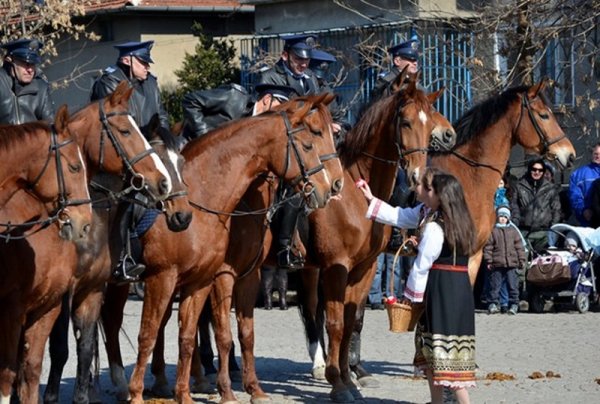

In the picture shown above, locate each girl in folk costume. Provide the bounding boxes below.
[357,168,477,404]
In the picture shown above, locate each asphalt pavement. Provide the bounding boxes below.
[41,297,600,403]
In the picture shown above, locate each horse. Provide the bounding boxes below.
[0,82,175,404]
[99,93,344,404]
[175,75,453,403]
[42,116,193,403]
[302,79,578,401]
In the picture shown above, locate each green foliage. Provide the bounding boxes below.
[161,22,240,125]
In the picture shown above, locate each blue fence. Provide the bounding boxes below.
[240,22,474,125]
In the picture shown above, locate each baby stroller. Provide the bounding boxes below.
[525,224,599,313]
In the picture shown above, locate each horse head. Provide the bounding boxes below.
[69,80,174,202]
[273,94,344,210]
[50,105,93,243]
[516,79,576,169]
[146,114,192,232]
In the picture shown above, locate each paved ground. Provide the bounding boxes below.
[41,296,600,403]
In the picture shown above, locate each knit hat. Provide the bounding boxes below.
[497,206,511,219]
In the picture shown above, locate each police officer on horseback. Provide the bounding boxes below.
[0,38,54,124]
[371,38,420,101]
[90,40,169,282]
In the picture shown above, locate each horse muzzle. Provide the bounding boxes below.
[57,210,92,243]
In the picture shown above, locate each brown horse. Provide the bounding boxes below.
[305,79,578,399]
[430,79,575,283]
[0,82,174,404]
[42,117,193,403]
[100,93,344,404]
[187,77,453,403]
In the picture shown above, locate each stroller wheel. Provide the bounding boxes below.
[529,292,545,313]
[576,292,589,313]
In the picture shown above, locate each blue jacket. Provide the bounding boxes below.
[568,162,600,225]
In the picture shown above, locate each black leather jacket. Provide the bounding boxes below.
[511,176,562,231]
[371,66,401,102]
[90,64,170,136]
[258,59,319,96]
[182,83,252,140]
[0,63,55,124]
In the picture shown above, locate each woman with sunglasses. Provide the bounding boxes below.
[510,158,562,253]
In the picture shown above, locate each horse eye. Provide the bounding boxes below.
[302,142,314,151]
[401,121,412,129]
[68,163,81,173]
[119,128,131,136]
[539,112,549,120]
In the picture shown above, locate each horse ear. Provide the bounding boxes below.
[289,99,312,126]
[528,78,547,99]
[391,65,410,93]
[171,121,184,136]
[427,87,445,104]
[147,114,161,140]
[322,92,336,106]
[110,81,133,107]
[54,104,69,132]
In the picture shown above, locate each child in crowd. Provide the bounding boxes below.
[483,206,527,315]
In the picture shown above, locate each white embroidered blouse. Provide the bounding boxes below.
[365,198,444,303]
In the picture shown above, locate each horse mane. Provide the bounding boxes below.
[150,125,180,152]
[438,86,528,152]
[0,121,50,154]
[337,90,426,168]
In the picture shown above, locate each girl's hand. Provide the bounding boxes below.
[355,178,374,202]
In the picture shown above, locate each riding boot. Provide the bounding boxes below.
[276,198,305,270]
[261,267,275,310]
[349,331,372,379]
[113,205,146,283]
[277,268,288,310]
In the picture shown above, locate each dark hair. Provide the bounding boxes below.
[421,168,476,255]
[527,158,546,173]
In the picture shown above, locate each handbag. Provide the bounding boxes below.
[526,254,571,286]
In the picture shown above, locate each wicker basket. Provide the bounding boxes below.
[385,238,424,333]
[386,301,424,333]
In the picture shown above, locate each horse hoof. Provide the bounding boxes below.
[151,382,173,398]
[329,389,355,403]
[230,369,243,382]
[357,375,380,389]
[311,365,326,380]
[191,380,215,394]
[250,393,272,404]
[220,400,241,404]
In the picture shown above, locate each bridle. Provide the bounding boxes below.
[517,93,567,158]
[97,100,157,194]
[0,126,90,240]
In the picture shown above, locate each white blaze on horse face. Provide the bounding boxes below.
[419,110,428,125]
[167,149,183,183]
[127,116,172,193]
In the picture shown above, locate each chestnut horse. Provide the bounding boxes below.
[303,79,577,401]
[125,74,455,403]
[0,82,173,404]
[431,79,575,283]
[42,118,192,403]
[100,93,344,404]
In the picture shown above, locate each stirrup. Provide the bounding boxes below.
[113,256,146,284]
[277,248,304,270]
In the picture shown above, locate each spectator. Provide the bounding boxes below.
[569,143,600,226]
[511,158,561,253]
[483,206,527,315]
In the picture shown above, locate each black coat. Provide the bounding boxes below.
[181,84,252,140]
[371,66,401,102]
[258,59,319,97]
[90,64,170,136]
[0,64,54,124]
[511,176,562,231]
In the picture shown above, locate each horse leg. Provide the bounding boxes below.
[101,282,130,401]
[43,293,70,403]
[173,284,212,404]
[469,249,484,286]
[190,309,213,394]
[129,272,177,404]
[0,301,23,403]
[297,266,327,380]
[19,305,62,404]
[210,272,237,403]
[321,264,354,403]
[233,269,269,403]
[348,302,379,388]
[150,299,174,398]
[71,291,104,404]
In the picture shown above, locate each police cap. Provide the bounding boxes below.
[1,38,43,65]
[309,49,337,80]
[388,39,419,62]
[114,40,155,64]
[282,34,317,59]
